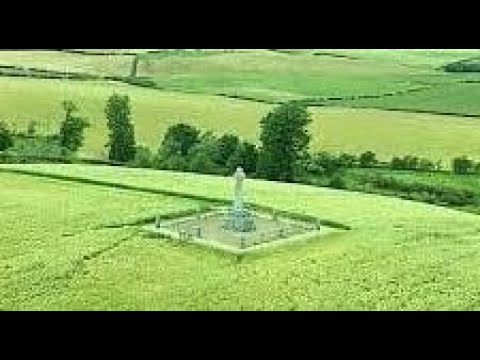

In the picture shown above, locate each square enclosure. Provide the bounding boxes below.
[143,207,341,253]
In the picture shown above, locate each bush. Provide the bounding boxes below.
[130,145,153,168]
[214,134,240,167]
[187,133,223,174]
[5,136,64,159]
[27,120,37,137]
[0,121,13,151]
[59,101,89,154]
[365,173,477,207]
[390,155,436,171]
[226,141,259,175]
[359,151,377,168]
[338,153,357,168]
[452,156,475,175]
[306,151,344,176]
[329,174,347,189]
[156,153,190,172]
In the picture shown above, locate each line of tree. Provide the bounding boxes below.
[3,96,480,181]
[130,123,259,176]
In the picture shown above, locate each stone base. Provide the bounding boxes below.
[223,207,256,232]
[143,207,344,254]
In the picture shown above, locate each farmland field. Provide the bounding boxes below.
[1,164,480,310]
[137,49,426,101]
[326,82,480,116]
[0,50,133,77]
[2,77,480,162]
[3,50,480,311]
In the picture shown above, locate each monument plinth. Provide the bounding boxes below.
[144,168,340,253]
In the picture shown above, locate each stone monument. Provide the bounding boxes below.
[223,167,256,232]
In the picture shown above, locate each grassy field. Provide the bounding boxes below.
[313,49,480,69]
[137,49,428,101]
[2,77,480,162]
[4,49,476,102]
[1,164,480,310]
[0,50,133,77]
[352,167,480,195]
[4,50,480,311]
[325,82,480,116]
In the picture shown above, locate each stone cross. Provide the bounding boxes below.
[233,167,246,210]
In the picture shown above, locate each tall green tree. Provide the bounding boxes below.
[159,123,199,158]
[256,101,312,182]
[105,93,136,162]
[214,133,240,166]
[0,120,13,151]
[59,101,89,154]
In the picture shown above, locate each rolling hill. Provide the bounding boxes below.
[1,163,480,310]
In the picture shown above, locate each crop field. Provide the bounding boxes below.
[0,50,133,77]
[1,164,480,310]
[0,169,204,310]
[325,82,480,116]
[2,77,480,162]
[3,50,480,311]
[6,49,479,103]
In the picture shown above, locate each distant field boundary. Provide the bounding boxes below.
[328,106,480,118]
[56,49,137,56]
[0,166,351,231]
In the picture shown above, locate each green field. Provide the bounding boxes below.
[4,50,480,311]
[0,50,133,77]
[2,76,480,162]
[1,164,480,310]
[325,81,480,116]
[137,49,427,101]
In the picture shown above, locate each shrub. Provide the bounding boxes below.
[130,145,153,168]
[307,151,344,176]
[6,136,64,159]
[329,174,347,189]
[390,155,436,171]
[338,153,357,168]
[226,141,259,175]
[0,121,13,151]
[27,121,38,137]
[187,132,223,174]
[359,151,377,167]
[214,134,240,167]
[452,156,475,175]
[59,101,89,154]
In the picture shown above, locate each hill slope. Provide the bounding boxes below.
[1,164,480,310]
